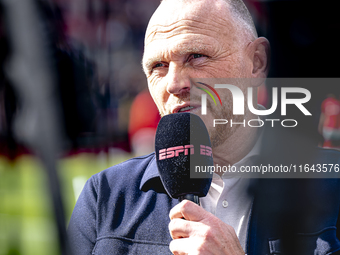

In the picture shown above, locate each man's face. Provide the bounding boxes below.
[143,0,254,147]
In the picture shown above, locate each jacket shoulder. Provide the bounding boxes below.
[89,153,156,190]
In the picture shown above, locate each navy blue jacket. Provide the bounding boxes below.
[68,149,340,254]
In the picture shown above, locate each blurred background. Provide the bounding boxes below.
[0,0,339,254]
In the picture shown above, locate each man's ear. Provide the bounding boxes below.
[250,37,270,82]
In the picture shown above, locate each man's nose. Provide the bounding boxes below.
[166,63,191,95]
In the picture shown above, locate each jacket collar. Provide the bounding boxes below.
[139,153,161,190]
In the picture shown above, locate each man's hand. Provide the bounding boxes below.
[169,200,245,255]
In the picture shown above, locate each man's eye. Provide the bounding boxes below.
[153,63,165,70]
[188,54,207,62]
[193,54,204,59]
[150,63,166,73]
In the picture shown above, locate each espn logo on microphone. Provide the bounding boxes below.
[158,145,212,160]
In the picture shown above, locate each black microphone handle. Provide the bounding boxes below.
[178,194,200,205]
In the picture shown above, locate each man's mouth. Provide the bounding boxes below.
[172,104,200,114]
[179,106,194,112]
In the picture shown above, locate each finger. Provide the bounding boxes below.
[169,218,194,239]
[170,200,210,221]
[169,238,192,255]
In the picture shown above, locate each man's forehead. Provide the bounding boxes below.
[142,0,240,72]
[142,37,215,70]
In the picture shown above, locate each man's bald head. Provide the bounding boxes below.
[159,0,258,40]
[143,0,269,159]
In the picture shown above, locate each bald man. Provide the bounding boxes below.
[68,0,340,254]
[142,0,267,254]
[143,0,268,165]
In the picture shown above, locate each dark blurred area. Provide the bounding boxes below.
[247,2,340,253]
[0,0,161,160]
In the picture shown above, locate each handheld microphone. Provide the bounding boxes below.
[155,113,213,205]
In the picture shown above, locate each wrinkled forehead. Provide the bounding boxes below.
[145,0,232,45]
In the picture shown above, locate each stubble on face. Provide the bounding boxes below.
[206,91,247,149]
